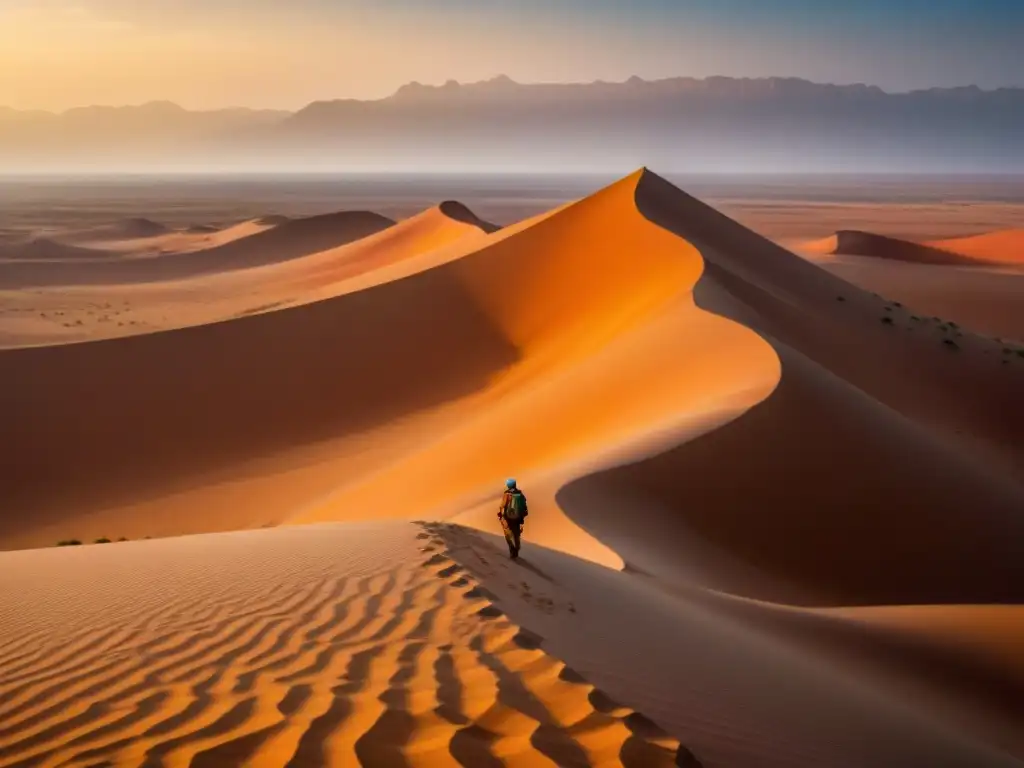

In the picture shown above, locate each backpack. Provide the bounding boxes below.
[505,491,528,522]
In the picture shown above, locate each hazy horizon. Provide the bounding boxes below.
[2,1,1022,112]
[2,74,1024,114]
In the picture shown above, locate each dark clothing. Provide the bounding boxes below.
[503,521,522,558]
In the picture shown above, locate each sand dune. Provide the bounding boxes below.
[807,255,1024,342]
[79,218,285,256]
[801,228,1024,268]
[3,170,1024,766]
[802,230,984,265]
[927,230,1024,266]
[0,202,500,541]
[795,228,1024,340]
[0,238,113,261]
[0,211,394,288]
[0,203,490,350]
[112,217,170,238]
[0,523,685,768]
[2,522,1019,768]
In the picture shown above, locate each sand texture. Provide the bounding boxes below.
[2,170,1023,767]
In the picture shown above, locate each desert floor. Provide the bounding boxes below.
[1,171,1022,767]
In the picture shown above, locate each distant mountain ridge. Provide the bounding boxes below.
[3,76,1023,173]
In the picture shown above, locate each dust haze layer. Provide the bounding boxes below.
[2,76,1024,173]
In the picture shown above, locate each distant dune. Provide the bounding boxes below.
[1,170,1023,766]
[795,228,1024,340]
[927,230,1024,266]
[0,238,112,261]
[253,214,292,227]
[0,210,395,288]
[802,228,1024,267]
[114,217,169,238]
[804,230,983,265]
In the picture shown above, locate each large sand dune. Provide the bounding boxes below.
[2,170,1024,766]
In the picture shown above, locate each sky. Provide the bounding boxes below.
[1,0,1022,111]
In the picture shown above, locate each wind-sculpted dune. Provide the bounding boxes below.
[0,210,395,288]
[2,171,1023,767]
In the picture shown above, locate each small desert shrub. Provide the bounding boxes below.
[94,537,112,544]
[910,315,920,321]
[884,306,893,312]
[836,295,846,302]
[942,339,959,349]
[118,537,129,542]
[56,539,82,547]
[881,317,894,325]
[894,301,903,308]
[949,321,958,329]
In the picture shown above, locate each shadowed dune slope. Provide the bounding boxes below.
[0,211,395,288]
[113,217,170,238]
[439,200,501,233]
[0,264,517,540]
[556,170,1024,606]
[807,230,982,265]
[803,229,1024,267]
[292,170,781,571]
[811,256,1024,342]
[0,238,112,261]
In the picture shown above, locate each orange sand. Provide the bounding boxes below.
[1,170,1023,767]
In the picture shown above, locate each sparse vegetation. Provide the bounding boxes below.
[94,537,112,544]
[56,539,82,547]
[910,315,920,321]
[881,316,894,325]
[884,306,893,312]
[893,301,903,308]
[836,295,846,302]
[942,339,959,349]
[118,537,129,542]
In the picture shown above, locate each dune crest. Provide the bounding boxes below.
[3,170,1024,766]
[799,228,1024,268]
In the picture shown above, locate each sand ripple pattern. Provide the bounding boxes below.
[0,523,683,767]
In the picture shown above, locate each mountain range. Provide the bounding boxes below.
[3,76,1022,173]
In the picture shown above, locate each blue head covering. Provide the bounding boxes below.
[505,478,517,490]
